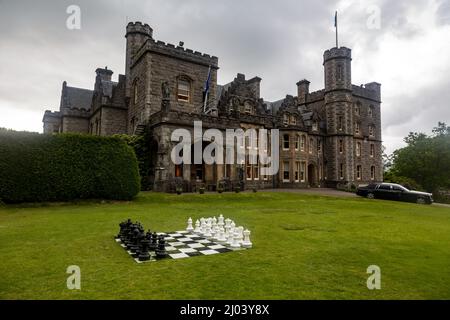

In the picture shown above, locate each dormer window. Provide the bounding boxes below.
[312,121,318,131]
[283,114,289,125]
[290,115,296,125]
[177,78,191,102]
[244,101,252,114]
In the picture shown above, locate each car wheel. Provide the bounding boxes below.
[367,193,375,199]
[416,197,426,204]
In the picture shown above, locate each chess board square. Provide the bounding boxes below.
[183,241,198,244]
[215,248,232,253]
[187,243,204,248]
[179,248,197,254]
[165,236,175,240]
[165,246,178,252]
[168,233,183,237]
[208,244,226,250]
[171,242,185,247]
[177,237,191,242]
[186,251,202,257]
[169,253,190,259]
[156,232,167,236]
[199,249,220,255]
[185,234,198,238]
[198,239,211,244]
[176,231,189,234]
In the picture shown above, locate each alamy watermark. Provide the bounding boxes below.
[367,265,381,290]
[171,121,279,176]
[66,265,81,290]
[66,5,81,30]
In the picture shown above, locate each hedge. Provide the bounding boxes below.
[0,130,141,203]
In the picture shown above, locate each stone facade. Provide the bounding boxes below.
[42,21,383,192]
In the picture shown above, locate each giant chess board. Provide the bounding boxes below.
[115,230,245,263]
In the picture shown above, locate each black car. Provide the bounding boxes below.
[356,183,433,204]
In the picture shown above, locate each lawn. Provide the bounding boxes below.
[0,191,449,300]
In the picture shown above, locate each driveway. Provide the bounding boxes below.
[260,188,358,198]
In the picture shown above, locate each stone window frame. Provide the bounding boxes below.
[370,166,375,180]
[337,64,344,81]
[300,135,306,152]
[369,125,375,137]
[132,78,139,105]
[356,141,362,157]
[317,139,322,154]
[290,115,297,125]
[370,143,375,157]
[283,161,290,182]
[338,115,344,131]
[355,121,361,135]
[294,161,300,182]
[354,101,361,116]
[339,163,344,180]
[295,135,300,151]
[356,165,362,180]
[309,137,314,154]
[244,100,253,114]
[283,134,290,150]
[300,161,306,182]
[339,139,344,154]
[176,75,193,103]
[368,105,374,118]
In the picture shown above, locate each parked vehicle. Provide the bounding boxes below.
[356,183,433,204]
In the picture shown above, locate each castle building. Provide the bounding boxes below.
[42,22,383,192]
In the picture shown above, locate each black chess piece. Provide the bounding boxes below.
[138,237,151,261]
[125,224,136,249]
[149,232,158,251]
[145,230,152,241]
[117,221,126,239]
[133,230,145,258]
[129,227,141,252]
[156,235,168,258]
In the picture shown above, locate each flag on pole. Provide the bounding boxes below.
[334,11,337,27]
[203,65,212,111]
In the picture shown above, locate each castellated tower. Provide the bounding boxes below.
[323,47,354,186]
[125,22,153,98]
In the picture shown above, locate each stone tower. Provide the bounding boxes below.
[323,47,354,186]
[125,22,153,97]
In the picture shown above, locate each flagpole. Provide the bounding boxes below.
[335,11,339,48]
[203,65,211,113]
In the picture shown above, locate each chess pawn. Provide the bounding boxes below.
[138,238,151,261]
[210,224,216,239]
[226,229,234,246]
[214,225,221,240]
[225,218,231,228]
[156,236,168,258]
[212,216,217,225]
[149,232,158,251]
[237,226,244,243]
[186,217,194,232]
[194,220,201,234]
[230,231,241,248]
[230,221,236,234]
[242,229,253,248]
[217,227,227,243]
[204,224,212,238]
[200,220,207,235]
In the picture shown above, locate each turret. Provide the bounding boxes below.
[323,47,352,92]
[125,22,153,97]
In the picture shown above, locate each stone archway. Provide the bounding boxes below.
[308,163,317,187]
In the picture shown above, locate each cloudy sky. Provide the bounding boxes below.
[0,0,449,154]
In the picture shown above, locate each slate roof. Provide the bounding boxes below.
[62,85,93,111]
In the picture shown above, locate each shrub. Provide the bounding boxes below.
[0,130,140,203]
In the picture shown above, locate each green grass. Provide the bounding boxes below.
[1,191,449,300]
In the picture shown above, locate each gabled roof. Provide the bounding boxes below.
[61,82,93,111]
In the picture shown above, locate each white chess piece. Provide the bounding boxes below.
[186,217,194,232]
[237,226,244,243]
[226,229,234,245]
[242,229,252,248]
[204,224,212,238]
[194,220,201,233]
[225,218,231,228]
[230,221,236,234]
[230,231,241,248]
[218,214,224,227]
[200,219,207,235]
[217,227,227,243]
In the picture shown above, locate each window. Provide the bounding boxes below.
[309,138,313,154]
[283,114,288,125]
[356,165,362,180]
[133,82,138,104]
[356,142,362,157]
[312,121,318,131]
[337,64,343,81]
[177,79,190,102]
[253,160,259,180]
[295,161,300,182]
[290,115,297,125]
[368,106,374,118]
[246,155,252,180]
[300,135,306,151]
[355,102,361,115]
[371,166,375,180]
[370,143,375,157]
[338,116,343,131]
[339,163,344,180]
[355,122,360,134]
[283,134,290,150]
[300,162,306,182]
[295,135,300,150]
[317,140,322,153]
[244,101,252,114]
[339,139,344,153]
[283,161,290,182]
[369,125,374,136]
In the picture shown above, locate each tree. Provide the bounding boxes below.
[388,122,450,193]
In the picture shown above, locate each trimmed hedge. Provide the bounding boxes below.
[0,130,140,203]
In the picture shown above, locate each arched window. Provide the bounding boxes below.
[339,163,344,180]
[133,80,138,105]
[337,64,343,81]
[368,105,374,118]
[339,139,344,153]
[370,166,375,180]
[355,102,361,115]
[369,125,374,137]
[295,135,300,150]
[370,143,375,157]
[309,138,313,154]
[177,77,191,102]
[355,122,360,134]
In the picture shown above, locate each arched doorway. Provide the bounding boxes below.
[308,164,317,187]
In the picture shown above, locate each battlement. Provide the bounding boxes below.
[307,89,325,102]
[43,110,61,118]
[352,83,381,102]
[323,47,352,63]
[126,21,153,38]
[132,37,219,69]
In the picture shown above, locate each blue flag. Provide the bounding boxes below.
[334,11,337,27]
